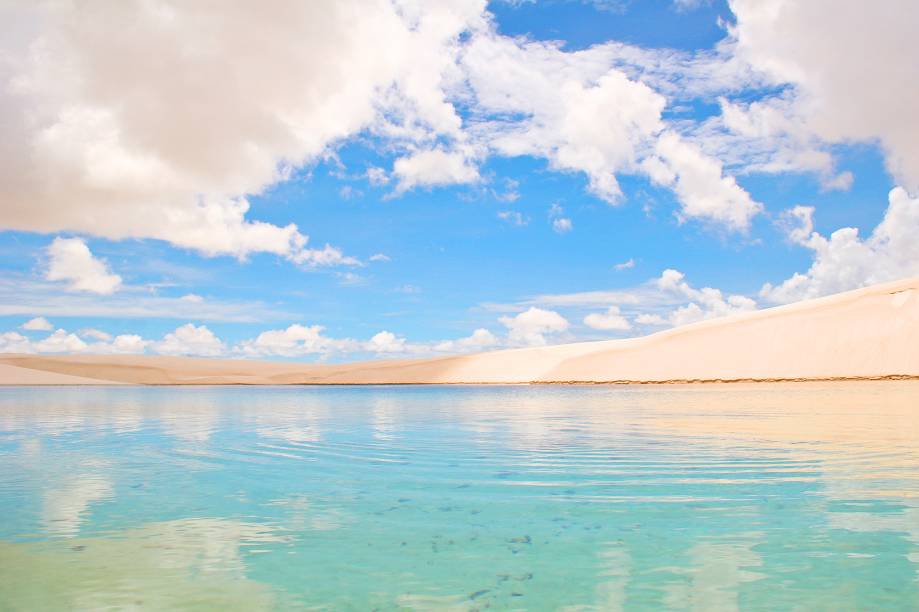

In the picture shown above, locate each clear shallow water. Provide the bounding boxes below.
[0,383,918,611]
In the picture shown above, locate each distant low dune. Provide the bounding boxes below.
[2,276,918,386]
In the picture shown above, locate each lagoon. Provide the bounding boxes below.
[1,383,918,610]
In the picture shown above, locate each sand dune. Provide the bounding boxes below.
[2,276,918,385]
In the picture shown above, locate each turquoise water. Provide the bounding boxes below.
[1,383,918,610]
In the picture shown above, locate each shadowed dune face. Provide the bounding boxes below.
[1,276,918,385]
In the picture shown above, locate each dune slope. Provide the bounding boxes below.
[1,276,918,385]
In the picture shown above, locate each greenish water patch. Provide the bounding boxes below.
[1,383,917,610]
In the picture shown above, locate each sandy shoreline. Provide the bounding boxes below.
[2,276,918,386]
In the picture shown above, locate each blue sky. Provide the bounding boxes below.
[1,0,917,359]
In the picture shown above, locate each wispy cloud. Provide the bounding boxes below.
[0,277,294,323]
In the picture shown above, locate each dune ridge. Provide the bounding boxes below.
[2,276,918,386]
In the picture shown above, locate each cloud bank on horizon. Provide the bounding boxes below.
[1,0,918,359]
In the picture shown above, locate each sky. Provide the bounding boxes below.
[1,0,918,360]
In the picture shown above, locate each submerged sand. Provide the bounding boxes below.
[2,276,918,386]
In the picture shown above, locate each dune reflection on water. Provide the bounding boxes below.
[0,383,917,610]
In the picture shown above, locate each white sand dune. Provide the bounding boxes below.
[2,276,918,386]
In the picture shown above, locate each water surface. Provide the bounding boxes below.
[1,383,918,610]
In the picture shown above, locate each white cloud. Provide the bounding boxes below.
[523,290,640,308]
[583,306,631,331]
[493,178,520,202]
[2,325,149,355]
[337,271,364,286]
[548,203,573,234]
[392,148,479,192]
[643,131,762,230]
[552,218,573,234]
[45,237,122,294]
[0,331,34,353]
[656,268,757,326]
[434,328,499,352]
[499,307,569,346]
[777,205,815,245]
[90,334,149,355]
[729,0,919,192]
[614,258,635,271]
[365,166,390,187]
[673,0,709,11]
[338,185,361,200]
[236,324,357,358]
[498,210,529,226]
[291,244,360,268]
[463,32,761,231]
[493,270,761,334]
[635,313,667,326]
[0,277,294,322]
[464,36,665,203]
[714,95,852,189]
[180,294,204,303]
[34,329,88,353]
[80,328,112,341]
[154,324,225,357]
[21,317,53,331]
[761,187,919,303]
[0,0,774,256]
[0,0,482,261]
[365,330,408,353]
[369,253,391,262]
[239,323,495,358]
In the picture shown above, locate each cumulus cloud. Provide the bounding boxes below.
[499,307,569,346]
[21,317,53,331]
[434,328,499,352]
[728,0,919,192]
[498,210,529,227]
[761,187,919,303]
[1,324,184,356]
[0,331,34,353]
[365,167,390,187]
[365,331,408,353]
[239,323,499,358]
[236,324,357,358]
[96,334,149,355]
[464,37,665,203]
[34,329,88,353]
[463,32,762,230]
[714,95,853,189]
[552,218,572,234]
[290,244,360,268]
[392,148,479,192]
[0,0,482,261]
[80,328,112,341]
[642,131,762,230]
[45,237,122,294]
[0,0,771,264]
[548,203,573,234]
[154,324,225,357]
[583,306,631,331]
[656,268,757,326]
[635,313,667,326]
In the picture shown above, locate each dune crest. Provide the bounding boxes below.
[2,277,918,386]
